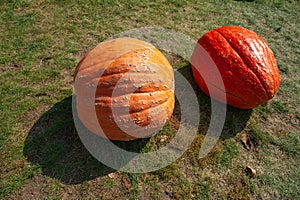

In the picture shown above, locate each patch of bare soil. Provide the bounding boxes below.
[260,112,299,135]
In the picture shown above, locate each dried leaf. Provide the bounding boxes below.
[108,173,118,179]
[246,165,257,178]
[160,135,168,142]
[241,132,254,150]
[31,189,37,195]
[122,177,132,190]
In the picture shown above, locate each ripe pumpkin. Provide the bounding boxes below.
[74,37,175,141]
[191,26,280,109]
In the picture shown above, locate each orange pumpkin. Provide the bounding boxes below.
[74,37,175,141]
[191,26,280,109]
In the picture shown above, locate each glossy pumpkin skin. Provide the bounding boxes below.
[74,37,175,141]
[191,26,280,109]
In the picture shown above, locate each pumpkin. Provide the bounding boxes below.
[191,26,280,109]
[74,37,175,141]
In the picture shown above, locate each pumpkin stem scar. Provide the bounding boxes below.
[215,30,269,100]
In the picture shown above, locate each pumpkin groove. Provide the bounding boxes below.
[215,30,269,103]
[215,30,271,98]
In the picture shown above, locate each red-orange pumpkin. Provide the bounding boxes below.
[74,37,175,141]
[191,26,280,109]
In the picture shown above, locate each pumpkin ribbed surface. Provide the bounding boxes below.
[74,38,175,141]
[191,26,280,109]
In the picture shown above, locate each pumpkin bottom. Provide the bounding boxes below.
[191,67,262,109]
[76,95,175,141]
[96,98,175,141]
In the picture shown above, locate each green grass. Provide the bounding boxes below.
[217,140,240,168]
[1,0,299,199]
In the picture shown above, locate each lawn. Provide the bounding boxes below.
[0,0,299,199]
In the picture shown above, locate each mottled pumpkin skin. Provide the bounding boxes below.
[74,38,175,141]
[191,26,280,109]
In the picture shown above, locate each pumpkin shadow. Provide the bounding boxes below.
[176,64,252,139]
[23,96,148,184]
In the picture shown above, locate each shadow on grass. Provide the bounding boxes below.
[23,96,148,184]
[176,64,252,139]
[24,65,252,184]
